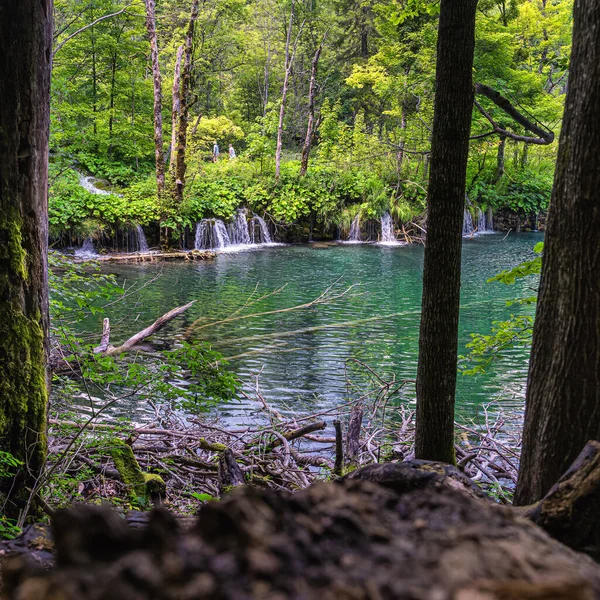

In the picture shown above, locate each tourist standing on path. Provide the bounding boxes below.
[229,144,236,159]
[213,141,220,162]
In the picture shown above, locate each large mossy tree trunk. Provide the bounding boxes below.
[0,0,52,508]
[515,0,600,506]
[414,0,478,464]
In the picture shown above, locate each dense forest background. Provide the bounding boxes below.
[50,0,572,246]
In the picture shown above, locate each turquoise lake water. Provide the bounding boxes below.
[62,233,543,427]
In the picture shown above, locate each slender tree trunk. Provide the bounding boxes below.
[108,52,117,154]
[144,0,165,195]
[91,21,98,137]
[0,0,52,509]
[169,45,184,175]
[414,0,478,463]
[174,0,200,203]
[299,39,324,177]
[514,0,600,505]
[275,0,295,181]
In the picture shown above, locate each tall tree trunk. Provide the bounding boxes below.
[169,45,184,175]
[0,0,52,509]
[299,39,324,177]
[144,0,165,195]
[174,0,200,203]
[91,18,98,137]
[107,52,117,154]
[414,0,478,463]
[514,0,600,506]
[275,0,295,181]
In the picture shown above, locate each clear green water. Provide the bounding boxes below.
[66,233,542,426]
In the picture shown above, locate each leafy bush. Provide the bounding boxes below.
[473,169,553,214]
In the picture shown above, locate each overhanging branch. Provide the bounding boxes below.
[474,83,554,145]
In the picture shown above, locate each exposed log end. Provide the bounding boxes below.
[526,440,600,560]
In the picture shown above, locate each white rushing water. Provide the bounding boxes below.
[463,206,494,236]
[378,212,403,245]
[194,211,276,252]
[135,224,150,252]
[77,170,123,197]
[75,237,98,258]
[347,214,362,243]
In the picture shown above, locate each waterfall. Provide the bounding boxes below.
[463,208,475,236]
[195,219,231,250]
[250,215,273,244]
[135,224,149,252]
[463,206,494,236]
[476,208,487,232]
[348,214,361,242]
[195,212,275,251]
[229,210,251,245]
[380,212,396,243]
[75,237,97,258]
[77,171,123,197]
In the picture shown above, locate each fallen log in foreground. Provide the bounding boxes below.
[3,451,600,599]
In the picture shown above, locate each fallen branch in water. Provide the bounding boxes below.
[94,301,195,356]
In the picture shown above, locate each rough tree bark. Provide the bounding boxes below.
[0,0,52,507]
[514,0,600,505]
[415,0,477,464]
[174,0,200,204]
[299,37,325,177]
[169,46,184,175]
[144,0,165,196]
[275,0,295,181]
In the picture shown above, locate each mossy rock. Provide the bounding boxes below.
[110,440,165,505]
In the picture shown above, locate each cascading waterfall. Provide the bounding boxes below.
[463,206,494,236]
[250,215,273,244]
[348,214,361,242]
[476,208,487,233]
[75,237,97,258]
[135,224,150,252]
[77,171,123,197]
[463,208,475,236]
[194,211,274,251]
[379,212,397,243]
[229,209,251,245]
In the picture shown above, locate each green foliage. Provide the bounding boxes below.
[489,242,544,284]
[48,0,571,240]
[473,171,553,214]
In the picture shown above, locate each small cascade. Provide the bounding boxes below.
[195,219,231,250]
[194,212,276,251]
[380,212,397,243]
[250,215,273,244]
[75,237,98,258]
[77,171,123,197]
[229,209,251,245]
[135,224,149,252]
[348,214,361,242]
[463,208,475,236]
[476,207,487,233]
[463,206,494,236]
